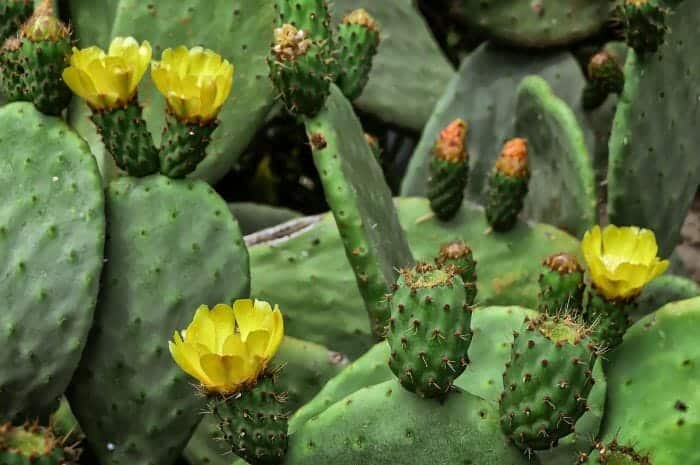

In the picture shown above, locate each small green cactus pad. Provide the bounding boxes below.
[67,0,276,184]
[305,84,414,338]
[460,0,614,48]
[275,0,332,41]
[184,336,349,465]
[0,102,105,421]
[0,0,32,42]
[388,264,471,398]
[595,296,700,464]
[67,175,250,465]
[635,274,700,321]
[0,422,79,465]
[159,115,217,178]
[516,76,597,237]
[286,380,531,465]
[402,42,593,203]
[248,197,580,357]
[89,102,160,177]
[211,375,288,465]
[537,253,585,315]
[607,0,700,257]
[334,9,380,101]
[436,241,477,305]
[329,0,454,130]
[499,315,597,451]
[228,203,302,235]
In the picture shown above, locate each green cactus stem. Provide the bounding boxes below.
[387,262,472,398]
[435,240,477,305]
[159,114,217,178]
[619,0,669,54]
[334,8,380,101]
[0,0,72,115]
[210,374,289,465]
[89,101,161,177]
[537,253,585,315]
[583,287,634,349]
[0,422,80,465]
[581,440,652,465]
[0,0,32,42]
[582,51,625,110]
[498,314,598,452]
[427,118,470,221]
[485,137,530,232]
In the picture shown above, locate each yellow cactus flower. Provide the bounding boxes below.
[169,299,283,394]
[62,37,151,110]
[151,46,234,125]
[581,225,669,300]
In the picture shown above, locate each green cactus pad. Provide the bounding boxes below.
[595,296,700,464]
[67,175,250,465]
[635,274,700,321]
[305,84,414,338]
[0,1,32,41]
[0,422,79,465]
[402,43,592,204]
[67,0,276,184]
[89,102,160,177]
[329,0,454,131]
[537,253,585,315]
[228,203,302,236]
[460,0,613,48]
[0,102,105,421]
[184,336,348,465]
[607,0,700,257]
[286,380,530,465]
[499,315,597,451]
[159,115,217,178]
[211,375,288,465]
[515,76,597,237]
[387,264,471,398]
[334,9,381,101]
[248,197,580,357]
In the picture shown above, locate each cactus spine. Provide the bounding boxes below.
[427,119,470,221]
[498,315,598,452]
[387,263,473,398]
[537,253,585,315]
[485,138,530,231]
[334,8,380,101]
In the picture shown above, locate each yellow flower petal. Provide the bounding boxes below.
[245,330,272,360]
[186,305,217,352]
[169,332,212,386]
[209,304,236,352]
[200,353,229,387]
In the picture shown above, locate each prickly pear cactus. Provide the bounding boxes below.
[0,103,105,421]
[607,0,700,257]
[0,0,32,42]
[68,176,250,465]
[593,296,700,464]
[67,0,276,183]
[0,422,79,465]
[537,253,585,314]
[516,76,597,237]
[305,84,414,338]
[460,0,614,48]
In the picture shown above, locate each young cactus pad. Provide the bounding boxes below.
[334,8,381,101]
[499,315,598,451]
[67,176,250,465]
[427,118,470,221]
[485,138,530,232]
[387,263,472,398]
[537,253,585,315]
[305,84,414,339]
[435,240,477,305]
[0,103,105,422]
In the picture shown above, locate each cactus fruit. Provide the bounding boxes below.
[211,374,288,465]
[435,240,477,305]
[537,253,585,315]
[0,0,32,42]
[619,0,669,54]
[270,0,335,118]
[499,314,598,452]
[427,119,469,221]
[485,138,530,232]
[582,51,625,111]
[334,8,380,101]
[581,440,651,465]
[89,102,161,177]
[387,263,472,398]
[584,289,633,348]
[0,422,80,465]
[0,0,72,115]
[159,114,217,178]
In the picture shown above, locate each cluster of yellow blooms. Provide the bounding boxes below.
[170,299,284,394]
[62,37,233,124]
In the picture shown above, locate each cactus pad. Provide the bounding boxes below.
[0,422,79,465]
[0,103,105,421]
[334,8,381,101]
[595,296,700,464]
[607,0,700,257]
[0,0,32,42]
[68,175,250,465]
[305,84,414,338]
